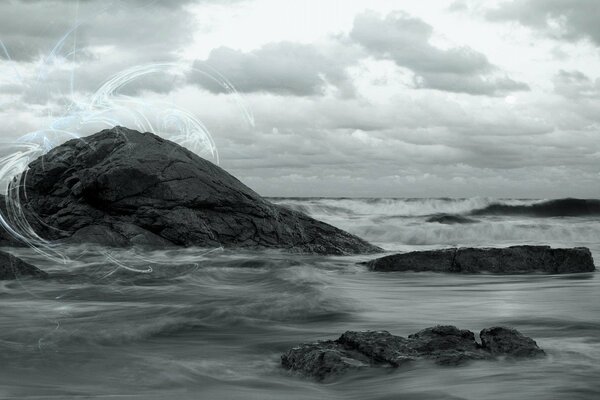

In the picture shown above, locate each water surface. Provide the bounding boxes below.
[1,197,599,399]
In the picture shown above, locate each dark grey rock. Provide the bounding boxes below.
[13,127,381,255]
[407,325,489,366]
[337,330,418,366]
[480,327,545,358]
[366,248,456,272]
[366,246,595,273]
[282,325,544,381]
[454,246,595,273]
[281,340,372,381]
[0,251,48,280]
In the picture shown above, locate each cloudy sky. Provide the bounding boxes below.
[1,0,599,198]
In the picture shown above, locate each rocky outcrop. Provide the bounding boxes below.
[0,251,47,280]
[12,127,381,255]
[479,327,544,358]
[281,325,544,381]
[366,245,595,273]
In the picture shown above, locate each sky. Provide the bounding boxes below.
[1,0,599,198]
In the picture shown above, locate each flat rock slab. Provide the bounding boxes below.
[13,127,381,255]
[282,326,544,381]
[0,251,47,280]
[366,245,595,273]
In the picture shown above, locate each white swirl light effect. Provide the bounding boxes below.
[0,34,254,274]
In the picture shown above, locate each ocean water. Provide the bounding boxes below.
[1,197,599,399]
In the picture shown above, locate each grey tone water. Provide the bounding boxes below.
[1,198,599,399]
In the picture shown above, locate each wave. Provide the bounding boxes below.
[425,214,479,224]
[271,197,600,220]
[470,198,600,217]
[349,220,600,249]
[1,257,359,349]
[270,197,542,218]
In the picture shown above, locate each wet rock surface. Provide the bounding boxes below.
[480,327,546,358]
[0,250,47,280]
[14,127,381,255]
[281,325,544,381]
[366,245,595,273]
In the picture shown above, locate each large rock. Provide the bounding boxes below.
[0,251,47,280]
[11,127,380,255]
[282,325,544,381]
[366,246,595,273]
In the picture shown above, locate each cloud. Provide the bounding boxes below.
[190,41,357,97]
[1,1,598,197]
[486,0,600,46]
[413,73,529,95]
[0,1,196,63]
[349,11,529,96]
[553,69,600,99]
[0,0,203,107]
[170,88,559,179]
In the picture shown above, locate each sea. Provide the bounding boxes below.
[1,197,599,399]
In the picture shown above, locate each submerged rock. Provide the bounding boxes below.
[366,245,595,274]
[13,127,381,255]
[426,214,478,224]
[0,251,47,280]
[282,325,544,381]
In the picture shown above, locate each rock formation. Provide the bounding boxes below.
[281,325,544,381]
[0,250,47,280]
[11,127,380,255]
[366,245,595,273]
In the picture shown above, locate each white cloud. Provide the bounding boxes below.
[0,0,599,197]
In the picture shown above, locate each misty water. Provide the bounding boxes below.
[1,198,599,399]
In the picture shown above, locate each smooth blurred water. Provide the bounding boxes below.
[1,197,599,399]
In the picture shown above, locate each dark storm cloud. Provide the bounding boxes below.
[0,0,195,62]
[190,41,356,97]
[486,0,600,46]
[349,11,529,96]
[0,0,204,105]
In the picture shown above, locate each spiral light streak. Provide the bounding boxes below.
[0,31,253,273]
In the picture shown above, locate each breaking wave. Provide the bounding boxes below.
[272,197,600,219]
[470,198,600,217]
[269,197,600,251]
